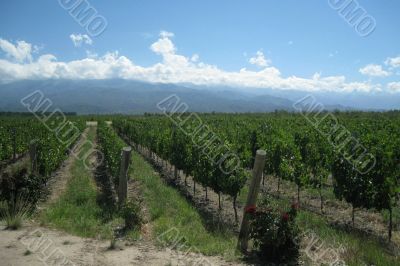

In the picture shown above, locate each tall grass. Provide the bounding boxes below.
[0,193,32,230]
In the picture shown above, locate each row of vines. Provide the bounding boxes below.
[97,122,125,188]
[113,112,400,240]
[0,116,85,204]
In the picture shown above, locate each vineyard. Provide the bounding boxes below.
[1,112,400,265]
[113,112,400,242]
[0,116,86,205]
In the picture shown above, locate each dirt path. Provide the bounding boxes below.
[0,224,241,266]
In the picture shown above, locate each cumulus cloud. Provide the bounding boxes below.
[150,35,176,55]
[249,50,270,67]
[387,82,400,93]
[0,39,33,62]
[70,34,93,47]
[160,31,174,38]
[359,64,390,77]
[0,34,393,93]
[191,54,199,62]
[385,56,400,68]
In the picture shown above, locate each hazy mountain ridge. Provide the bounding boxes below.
[0,79,397,114]
[0,80,294,114]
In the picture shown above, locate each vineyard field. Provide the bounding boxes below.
[0,112,399,265]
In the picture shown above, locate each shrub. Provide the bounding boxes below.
[119,199,142,230]
[248,196,300,264]
[0,193,32,230]
[0,166,44,205]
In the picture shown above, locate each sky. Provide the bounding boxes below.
[0,0,399,93]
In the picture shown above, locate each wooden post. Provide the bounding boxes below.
[238,149,266,253]
[174,166,178,179]
[12,128,16,161]
[118,147,132,205]
[29,140,38,175]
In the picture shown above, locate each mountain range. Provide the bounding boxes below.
[0,79,398,114]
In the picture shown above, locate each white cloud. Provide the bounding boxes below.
[249,50,270,67]
[0,39,33,62]
[191,54,199,62]
[160,31,174,38]
[359,64,391,77]
[0,35,390,93]
[150,36,176,55]
[387,82,400,93]
[385,56,400,68]
[70,34,93,47]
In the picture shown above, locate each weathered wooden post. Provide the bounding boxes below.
[238,149,266,253]
[29,140,38,175]
[12,128,16,161]
[118,147,132,206]
[174,166,178,179]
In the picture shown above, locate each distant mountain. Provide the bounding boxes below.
[186,84,400,111]
[241,88,399,111]
[0,79,396,114]
[0,79,295,114]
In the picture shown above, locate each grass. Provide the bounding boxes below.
[40,127,124,239]
[129,147,399,263]
[130,150,238,258]
[0,194,31,230]
[239,174,400,265]
[382,208,400,231]
[264,195,400,266]
[298,210,399,266]
[38,126,399,264]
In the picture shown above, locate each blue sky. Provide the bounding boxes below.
[0,0,399,93]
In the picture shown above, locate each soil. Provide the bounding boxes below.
[0,224,240,266]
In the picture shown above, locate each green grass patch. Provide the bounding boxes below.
[130,151,238,258]
[40,127,124,239]
[297,211,399,266]
[264,195,399,266]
